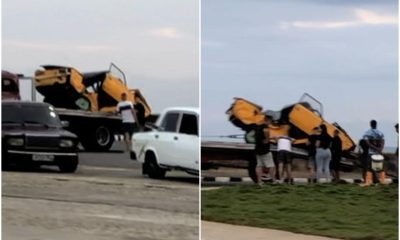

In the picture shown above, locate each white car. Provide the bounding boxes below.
[130,107,199,178]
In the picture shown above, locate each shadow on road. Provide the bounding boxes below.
[163,176,199,184]
[2,165,61,174]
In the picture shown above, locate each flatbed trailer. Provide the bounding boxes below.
[56,107,158,152]
[55,107,122,151]
[201,140,355,182]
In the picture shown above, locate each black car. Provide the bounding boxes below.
[2,101,79,172]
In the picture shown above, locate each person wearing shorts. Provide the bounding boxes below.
[116,93,138,151]
[254,116,275,185]
[276,135,294,183]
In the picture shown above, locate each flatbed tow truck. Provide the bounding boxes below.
[2,64,154,152]
[201,93,357,182]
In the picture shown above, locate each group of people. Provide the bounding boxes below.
[254,116,299,185]
[254,115,390,186]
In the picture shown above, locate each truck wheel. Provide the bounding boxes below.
[248,155,257,183]
[145,153,166,179]
[58,158,79,173]
[81,125,114,151]
[95,125,114,150]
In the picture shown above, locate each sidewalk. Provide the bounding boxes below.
[202,221,341,240]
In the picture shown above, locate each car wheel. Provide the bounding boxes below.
[145,152,166,179]
[58,158,79,173]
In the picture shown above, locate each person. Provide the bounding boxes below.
[254,116,275,185]
[395,123,398,156]
[116,93,138,151]
[330,129,342,182]
[395,123,398,177]
[276,135,294,184]
[307,127,320,180]
[315,124,332,183]
[134,100,146,132]
[361,120,385,186]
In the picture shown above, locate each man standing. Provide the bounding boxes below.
[134,100,146,132]
[395,123,398,156]
[361,120,385,186]
[254,116,275,185]
[116,93,138,151]
[307,127,320,180]
[276,135,294,184]
[330,129,342,182]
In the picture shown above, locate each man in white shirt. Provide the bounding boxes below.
[116,93,138,151]
[276,135,295,183]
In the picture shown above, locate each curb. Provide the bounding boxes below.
[201,177,398,185]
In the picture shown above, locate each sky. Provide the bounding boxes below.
[2,0,199,113]
[202,0,399,148]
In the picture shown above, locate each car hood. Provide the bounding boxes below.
[2,125,77,139]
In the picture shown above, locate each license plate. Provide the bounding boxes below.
[32,154,54,162]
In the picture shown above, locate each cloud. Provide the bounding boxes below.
[148,27,182,39]
[3,40,117,52]
[282,9,397,29]
[355,9,397,24]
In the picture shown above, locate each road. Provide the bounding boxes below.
[2,143,199,240]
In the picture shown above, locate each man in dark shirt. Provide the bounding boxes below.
[330,129,342,182]
[254,116,275,185]
[134,101,146,132]
[307,127,320,180]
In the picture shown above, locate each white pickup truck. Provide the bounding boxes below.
[130,107,199,178]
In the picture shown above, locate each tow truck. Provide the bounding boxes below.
[2,64,153,151]
[202,93,357,182]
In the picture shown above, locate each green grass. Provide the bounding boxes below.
[202,184,398,240]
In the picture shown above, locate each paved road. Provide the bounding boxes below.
[3,143,199,240]
[202,221,340,240]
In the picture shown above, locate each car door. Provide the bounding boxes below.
[154,111,180,166]
[174,112,199,171]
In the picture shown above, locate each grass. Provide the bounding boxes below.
[202,184,398,240]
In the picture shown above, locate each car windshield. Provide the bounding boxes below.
[2,103,62,127]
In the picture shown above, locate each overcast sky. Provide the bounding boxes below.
[202,0,398,148]
[2,0,199,113]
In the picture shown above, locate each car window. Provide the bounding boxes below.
[2,103,62,127]
[160,112,180,132]
[179,113,198,136]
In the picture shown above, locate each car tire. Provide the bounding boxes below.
[58,158,79,173]
[145,152,166,179]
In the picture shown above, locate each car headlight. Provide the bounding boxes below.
[7,138,24,146]
[60,139,75,148]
